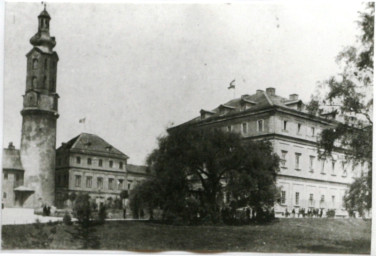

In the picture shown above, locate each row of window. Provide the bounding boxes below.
[281,191,337,207]
[226,119,265,133]
[57,156,124,170]
[225,119,319,138]
[280,151,349,177]
[73,175,128,191]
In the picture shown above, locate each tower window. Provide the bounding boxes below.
[257,120,264,132]
[33,59,38,69]
[119,162,123,169]
[43,76,47,89]
[32,77,37,88]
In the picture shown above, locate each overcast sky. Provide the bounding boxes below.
[3,1,364,165]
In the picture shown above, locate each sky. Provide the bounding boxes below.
[3,1,365,165]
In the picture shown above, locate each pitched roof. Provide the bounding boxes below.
[57,133,129,159]
[173,89,306,128]
[127,164,150,175]
[2,148,24,171]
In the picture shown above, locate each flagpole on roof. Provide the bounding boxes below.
[79,117,86,132]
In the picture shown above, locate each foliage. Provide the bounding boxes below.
[98,205,107,224]
[26,219,57,248]
[326,209,336,218]
[130,178,161,220]
[120,190,129,199]
[307,2,374,214]
[63,211,72,226]
[141,127,279,224]
[68,193,100,249]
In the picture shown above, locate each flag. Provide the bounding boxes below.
[228,79,236,90]
[79,118,86,124]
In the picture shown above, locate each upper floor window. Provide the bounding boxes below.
[242,122,248,134]
[87,158,92,165]
[119,162,123,169]
[332,195,336,207]
[342,161,347,177]
[283,120,288,131]
[3,192,6,199]
[227,125,232,132]
[76,156,81,164]
[257,120,264,132]
[280,150,288,168]
[331,160,336,175]
[97,177,103,189]
[309,156,315,172]
[108,178,114,190]
[32,59,38,69]
[44,59,48,69]
[99,159,103,167]
[75,175,81,187]
[295,153,301,170]
[311,127,315,137]
[86,176,92,188]
[109,161,113,168]
[320,195,325,203]
[118,179,124,190]
[297,123,302,134]
[4,173,8,180]
[320,158,326,174]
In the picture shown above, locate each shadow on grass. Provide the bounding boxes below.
[297,239,370,254]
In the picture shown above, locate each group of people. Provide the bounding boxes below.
[284,207,325,218]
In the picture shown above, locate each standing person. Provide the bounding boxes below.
[123,198,129,219]
[292,208,295,218]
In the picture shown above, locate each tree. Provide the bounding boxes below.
[307,3,373,215]
[67,194,100,249]
[144,127,279,223]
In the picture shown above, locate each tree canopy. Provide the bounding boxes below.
[307,3,374,215]
[132,127,279,223]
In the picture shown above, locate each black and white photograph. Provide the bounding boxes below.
[1,1,373,254]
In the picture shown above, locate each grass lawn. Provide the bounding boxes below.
[2,218,371,253]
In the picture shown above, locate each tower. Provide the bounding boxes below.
[20,6,59,208]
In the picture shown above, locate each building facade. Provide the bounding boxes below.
[55,133,130,208]
[174,87,364,217]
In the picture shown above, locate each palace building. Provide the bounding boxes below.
[173,87,365,217]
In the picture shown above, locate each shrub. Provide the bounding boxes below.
[327,209,336,218]
[63,211,72,225]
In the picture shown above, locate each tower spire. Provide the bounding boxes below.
[30,4,55,53]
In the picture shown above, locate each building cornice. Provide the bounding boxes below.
[277,173,351,186]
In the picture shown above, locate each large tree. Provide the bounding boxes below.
[138,127,279,223]
[307,3,374,216]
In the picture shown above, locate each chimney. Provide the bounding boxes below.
[289,94,299,100]
[256,89,264,95]
[8,142,15,150]
[266,87,276,96]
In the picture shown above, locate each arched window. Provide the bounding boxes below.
[32,77,37,88]
[33,59,38,69]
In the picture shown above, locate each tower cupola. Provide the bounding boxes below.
[30,5,56,53]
